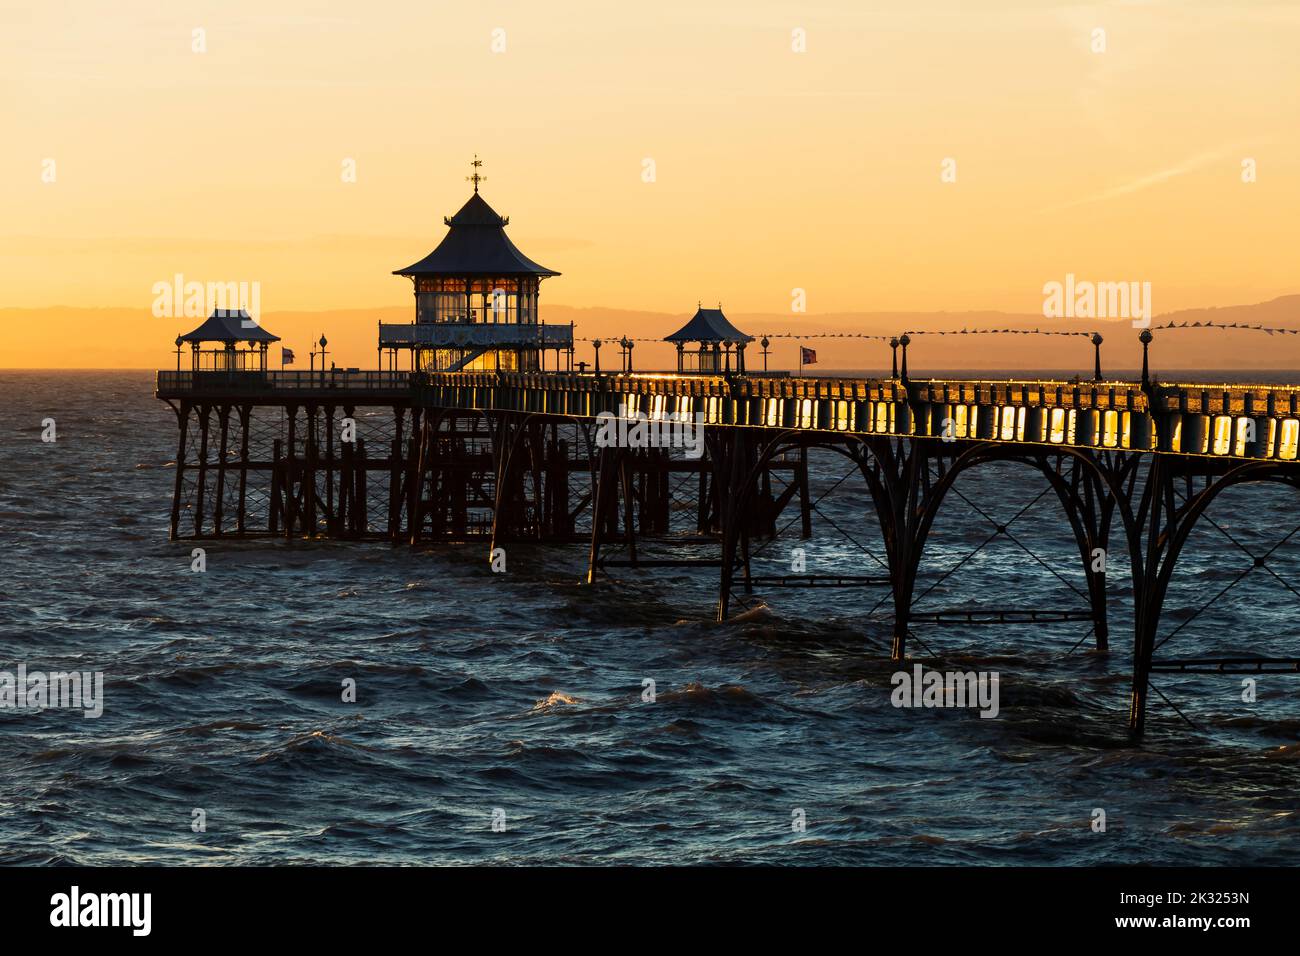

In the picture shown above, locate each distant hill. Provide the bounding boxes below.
[3,295,1298,373]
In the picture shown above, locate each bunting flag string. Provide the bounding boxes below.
[751,333,896,341]
[903,328,1093,337]
[579,322,1300,343]
[575,333,899,343]
[1150,320,1300,336]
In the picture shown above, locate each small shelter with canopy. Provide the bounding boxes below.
[177,310,281,372]
[664,305,754,374]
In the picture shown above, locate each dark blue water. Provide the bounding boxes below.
[1,371,1297,865]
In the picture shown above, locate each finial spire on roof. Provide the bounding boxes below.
[467,154,485,193]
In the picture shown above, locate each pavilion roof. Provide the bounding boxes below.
[394,192,560,278]
[664,307,754,343]
[178,310,281,344]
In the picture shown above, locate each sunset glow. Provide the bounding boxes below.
[3,1,1298,368]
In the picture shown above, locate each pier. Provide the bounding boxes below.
[154,169,1300,739]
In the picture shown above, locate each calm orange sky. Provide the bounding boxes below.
[3,1,1298,367]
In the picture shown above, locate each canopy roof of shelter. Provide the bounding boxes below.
[664,307,754,344]
[393,192,560,278]
[178,310,281,344]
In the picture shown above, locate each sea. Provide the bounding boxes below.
[0,369,1297,865]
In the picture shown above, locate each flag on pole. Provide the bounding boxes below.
[282,347,296,366]
[800,347,818,365]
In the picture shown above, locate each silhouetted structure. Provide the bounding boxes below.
[178,309,279,371]
[154,168,1300,742]
[380,164,572,373]
[665,305,753,373]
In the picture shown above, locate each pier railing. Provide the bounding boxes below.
[157,370,413,399]
[418,372,1300,462]
[155,367,1300,462]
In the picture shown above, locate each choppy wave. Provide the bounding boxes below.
[0,370,1297,865]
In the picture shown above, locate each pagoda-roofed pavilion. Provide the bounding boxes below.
[381,158,573,373]
[177,309,280,372]
[665,305,754,374]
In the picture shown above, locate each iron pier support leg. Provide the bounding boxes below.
[269,438,282,534]
[355,438,368,536]
[284,405,298,537]
[716,430,756,621]
[236,406,251,534]
[696,458,710,533]
[1128,456,1171,740]
[324,404,337,537]
[798,447,812,538]
[886,440,926,662]
[388,406,406,542]
[303,405,319,537]
[586,448,618,584]
[193,404,212,537]
[407,410,427,545]
[490,417,514,558]
[213,405,231,536]
[619,453,639,566]
[169,402,191,540]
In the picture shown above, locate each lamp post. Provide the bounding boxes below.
[889,337,899,378]
[1092,333,1104,382]
[592,339,602,375]
[626,339,635,373]
[899,333,911,380]
[175,336,183,373]
[1139,329,1152,387]
[760,336,770,373]
[319,334,329,383]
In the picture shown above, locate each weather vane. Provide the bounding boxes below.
[467,155,485,193]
